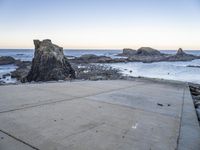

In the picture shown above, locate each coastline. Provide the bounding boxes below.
[0,75,195,87]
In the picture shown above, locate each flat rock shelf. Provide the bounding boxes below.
[0,79,199,150]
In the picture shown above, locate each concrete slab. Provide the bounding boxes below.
[0,80,141,113]
[0,131,35,150]
[0,79,199,150]
[86,82,185,118]
[0,84,75,113]
[0,98,180,150]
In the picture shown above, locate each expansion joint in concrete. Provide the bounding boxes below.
[0,129,40,150]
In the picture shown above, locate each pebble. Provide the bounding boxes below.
[157,103,163,107]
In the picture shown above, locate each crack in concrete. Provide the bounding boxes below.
[0,83,145,114]
[0,129,39,150]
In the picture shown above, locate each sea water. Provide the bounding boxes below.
[0,49,200,84]
[107,60,200,84]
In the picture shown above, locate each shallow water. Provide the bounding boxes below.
[0,64,17,83]
[107,60,200,84]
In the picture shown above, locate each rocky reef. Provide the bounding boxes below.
[166,48,199,61]
[125,47,167,63]
[0,56,18,65]
[118,47,199,63]
[24,39,75,82]
[69,54,127,63]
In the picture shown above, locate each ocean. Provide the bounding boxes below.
[0,49,200,84]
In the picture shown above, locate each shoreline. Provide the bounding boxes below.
[1,61,200,85]
[1,47,200,84]
[0,75,195,86]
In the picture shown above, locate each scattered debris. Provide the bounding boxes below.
[157,103,164,107]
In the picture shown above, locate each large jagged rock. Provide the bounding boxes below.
[167,48,199,61]
[176,48,186,56]
[25,39,75,82]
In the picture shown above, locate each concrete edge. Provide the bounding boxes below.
[177,84,200,150]
[0,77,187,87]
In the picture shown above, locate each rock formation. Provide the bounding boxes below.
[176,48,186,56]
[117,47,200,62]
[167,48,199,61]
[0,56,16,65]
[118,47,162,57]
[25,39,75,82]
[69,54,127,63]
[136,47,162,56]
[118,48,137,56]
[126,47,166,63]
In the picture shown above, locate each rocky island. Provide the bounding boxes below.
[0,56,19,65]
[118,47,200,63]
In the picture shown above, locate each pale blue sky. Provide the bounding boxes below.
[0,0,200,49]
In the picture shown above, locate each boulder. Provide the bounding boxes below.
[121,48,137,56]
[11,61,31,81]
[0,56,16,65]
[136,47,162,56]
[2,73,11,78]
[25,39,75,82]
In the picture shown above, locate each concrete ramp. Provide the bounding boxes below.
[0,79,199,150]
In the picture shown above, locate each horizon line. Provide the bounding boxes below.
[0,48,200,51]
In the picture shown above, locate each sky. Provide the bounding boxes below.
[0,0,200,50]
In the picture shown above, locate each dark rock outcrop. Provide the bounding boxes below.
[118,48,137,56]
[25,39,75,82]
[11,61,31,81]
[123,48,137,55]
[69,54,127,63]
[176,48,186,56]
[166,48,199,61]
[117,47,200,63]
[136,47,162,56]
[118,47,163,57]
[127,47,166,63]
[0,56,16,65]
